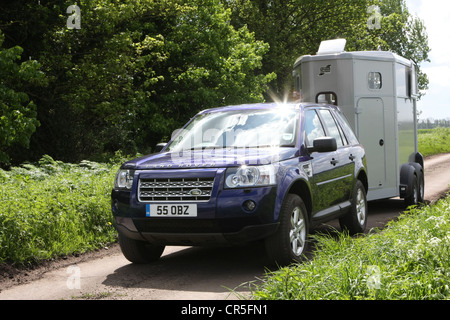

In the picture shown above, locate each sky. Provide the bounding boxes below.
[404,0,450,120]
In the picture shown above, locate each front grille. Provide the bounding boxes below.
[138,177,215,202]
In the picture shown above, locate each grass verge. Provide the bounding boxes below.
[251,196,450,300]
[0,155,119,265]
[418,127,450,157]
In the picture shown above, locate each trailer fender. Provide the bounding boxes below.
[399,164,416,199]
[415,152,424,169]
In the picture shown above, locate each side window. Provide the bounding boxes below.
[368,72,382,90]
[304,110,326,147]
[334,111,359,145]
[336,119,348,146]
[318,109,345,147]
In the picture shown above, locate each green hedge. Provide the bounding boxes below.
[418,127,450,157]
[0,155,118,265]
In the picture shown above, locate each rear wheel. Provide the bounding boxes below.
[265,194,309,266]
[339,180,367,235]
[404,175,419,207]
[118,233,165,264]
[417,171,425,203]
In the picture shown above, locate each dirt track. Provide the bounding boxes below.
[1,153,449,300]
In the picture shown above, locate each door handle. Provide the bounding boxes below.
[330,158,339,166]
[349,154,356,161]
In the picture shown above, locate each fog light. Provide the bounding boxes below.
[243,200,256,212]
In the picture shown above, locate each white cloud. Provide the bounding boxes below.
[404,0,450,119]
[422,65,450,89]
[413,0,450,65]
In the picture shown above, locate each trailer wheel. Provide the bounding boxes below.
[404,174,419,207]
[418,172,425,203]
[339,180,367,235]
[401,164,422,207]
[410,162,425,203]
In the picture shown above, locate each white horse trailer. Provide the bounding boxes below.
[293,39,424,205]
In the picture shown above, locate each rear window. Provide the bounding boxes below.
[304,110,326,147]
[318,109,345,148]
[334,110,359,145]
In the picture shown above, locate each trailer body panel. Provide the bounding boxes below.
[293,48,421,202]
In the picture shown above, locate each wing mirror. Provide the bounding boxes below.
[309,137,337,153]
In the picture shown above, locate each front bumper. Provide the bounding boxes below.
[111,170,279,246]
[114,216,279,246]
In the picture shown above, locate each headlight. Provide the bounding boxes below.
[115,169,134,190]
[225,165,276,188]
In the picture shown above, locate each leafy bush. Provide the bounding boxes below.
[0,30,46,166]
[0,155,118,265]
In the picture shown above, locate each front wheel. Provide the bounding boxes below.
[339,180,367,235]
[118,233,165,264]
[265,194,309,266]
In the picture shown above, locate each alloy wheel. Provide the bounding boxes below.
[290,207,306,257]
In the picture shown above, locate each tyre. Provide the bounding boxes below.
[418,172,425,203]
[265,194,309,266]
[118,233,165,264]
[410,162,425,203]
[404,174,419,207]
[339,180,367,235]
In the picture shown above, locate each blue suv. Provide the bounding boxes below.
[111,103,368,266]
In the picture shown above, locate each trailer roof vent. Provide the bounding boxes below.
[317,39,347,55]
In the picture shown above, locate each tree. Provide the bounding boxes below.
[2,0,429,164]
[225,0,430,99]
[145,0,276,143]
[0,30,46,166]
[1,0,275,163]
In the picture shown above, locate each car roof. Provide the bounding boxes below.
[198,102,339,114]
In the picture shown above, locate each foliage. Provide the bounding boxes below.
[0,0,431,166]
[418,127,450,157]
[418,119,450,129]
[225,0,430,98]
[1,0,274,165]
[251,195,450,300]
[0,30,46,165]
[0,155,118,264]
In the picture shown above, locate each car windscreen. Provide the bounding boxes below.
[166,108,299,151]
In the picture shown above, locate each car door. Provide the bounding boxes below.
[317,109,355,204]
[304,109,341,214]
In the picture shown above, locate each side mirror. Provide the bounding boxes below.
[154,142,167,153]
[309,137,337,153]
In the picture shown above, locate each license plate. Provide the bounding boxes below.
[146,204,197,217]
